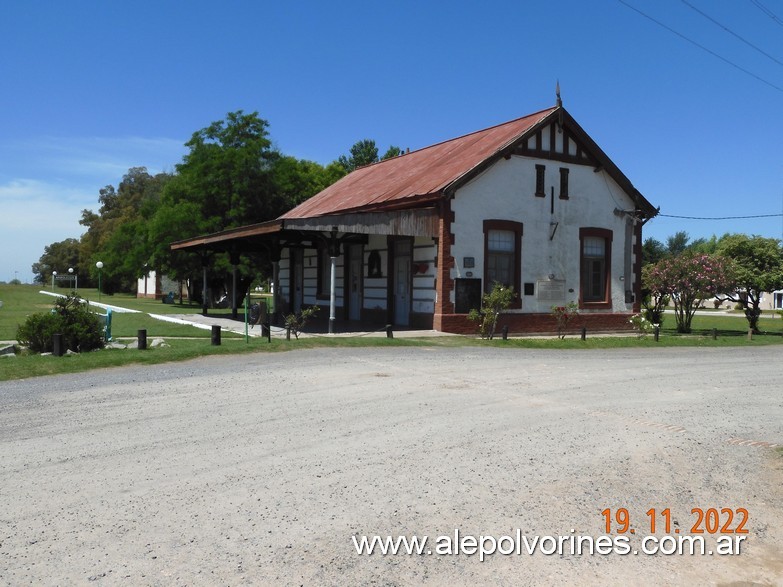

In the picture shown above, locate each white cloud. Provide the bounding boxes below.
[0,178,90,282]
[0,134,187,282]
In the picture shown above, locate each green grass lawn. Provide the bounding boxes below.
[1,282,782,382]
[0,284,237,341]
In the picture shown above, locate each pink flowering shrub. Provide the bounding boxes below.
[550,302,579,339]
[643,253,735,333]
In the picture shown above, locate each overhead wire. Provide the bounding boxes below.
[657,213,783,220]
[749,0,783,28]
[681,0,783,67]
[617,0,783,93]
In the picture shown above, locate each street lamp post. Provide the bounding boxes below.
[68,267,77,291]
[52,270,57,291]
[96,261,104,301]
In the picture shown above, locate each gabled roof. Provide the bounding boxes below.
[282,105,657,220]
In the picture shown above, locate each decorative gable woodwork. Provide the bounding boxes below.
[514,122,599,167]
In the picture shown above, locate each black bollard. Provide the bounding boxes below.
[502,325,509,340]
[654,325,660,342]
[286,326,291,341]
[211,325,221,346]
[712,328,718,340]
[263,319,271,343]
[581,326,587,341]
[386,325,393,339]
[52,333,64,356]
[138,329,147,350]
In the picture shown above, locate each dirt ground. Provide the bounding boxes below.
[1,346,781,586]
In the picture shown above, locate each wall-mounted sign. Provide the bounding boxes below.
[537,279,566,302]
[463,257,475,268]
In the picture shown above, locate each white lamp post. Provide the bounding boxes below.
[96,261,104,301]
[68,267,77,291]
[52,270,57,291]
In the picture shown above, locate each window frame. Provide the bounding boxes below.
[535,164,545,198]
[579,227,612,309]
[559,167,569,200]
[483,219,523,308]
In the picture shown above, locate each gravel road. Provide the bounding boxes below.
[1,346,781,586]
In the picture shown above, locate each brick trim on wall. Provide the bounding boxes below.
[436,312,635,335]
[433,199,455,330]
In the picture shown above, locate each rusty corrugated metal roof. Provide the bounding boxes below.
[281,107,559,219]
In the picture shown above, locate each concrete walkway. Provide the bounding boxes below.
[167,312,456,339]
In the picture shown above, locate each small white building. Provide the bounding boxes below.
[136,270,185,300]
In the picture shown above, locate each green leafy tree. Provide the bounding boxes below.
[80,167,171,293]
[666,231,692,256]
[715,234,783,333]
[643,253,735,333]
[642,237,667,267]
[149,111,345,308]
[32,238,81,285]
[337,139,402,173]
[148,111,281,305]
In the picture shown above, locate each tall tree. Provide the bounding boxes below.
[665,231,691,256]
[79,167,170,293]
[337,139,402,173]
[32,238,81,285]
[642,237,666,267]
[715,234,783,332]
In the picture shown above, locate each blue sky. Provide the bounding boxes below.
[2,0,782,283]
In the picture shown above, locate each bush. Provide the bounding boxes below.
[16,293,105,353]
[467,283,516,339]
[551,302,579,339]
[284,306,319,339]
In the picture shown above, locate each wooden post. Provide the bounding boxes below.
[52,333,64,356]
[712,328,718,340]
[581,326,586,341]
[386,325,393,339]
[211,325,221,346]
[502,325,509,340]
[138,329,147,350]
[654,325,660,342]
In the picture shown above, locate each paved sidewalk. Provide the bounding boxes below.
[165,312,457,339]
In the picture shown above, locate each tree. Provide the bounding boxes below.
[337,139,402,173]
[715,234,783,333]
[642,237,667,267]
[149,111,346,308]
[79,167,171,293]
[643,253,735,333]
[32,238,81,285]
[665,231,693,256]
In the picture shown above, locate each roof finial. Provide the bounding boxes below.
[556,80,562,108]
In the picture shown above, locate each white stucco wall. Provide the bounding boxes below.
[137,271,158,298]
[450,154,639,313]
